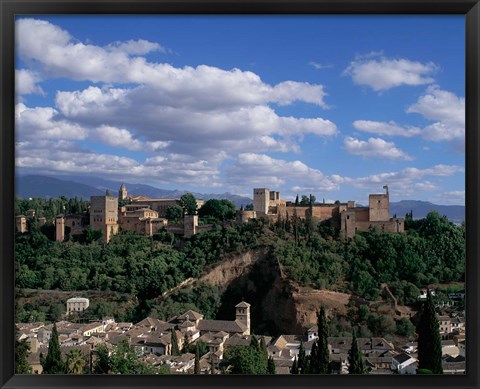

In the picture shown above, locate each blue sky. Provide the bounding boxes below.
[15,15,465,204]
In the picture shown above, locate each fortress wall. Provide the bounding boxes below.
[236,210,257,224]
[277,206,308,219]
[354,208,370,222]
[354,219,404,233]
[277,205,343,221]
[310,206,339,221]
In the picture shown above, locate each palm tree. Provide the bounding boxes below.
[65,349,85,374]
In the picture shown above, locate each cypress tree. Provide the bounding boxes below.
[182,333,190,353]
[194,344,200,374]
[309,341,318,373]
[15,326,31,374]
[267,356,276,374]
[307,194,315,239]
[43,323,64,374]
[170,328,180,356]
[285,211,291,232]
[250,335,259,351]
[348,329,364,374]
[293,208,299,246]
[417,290,443,374]
[298,341,307,374]
[260,336,269,373]
[259,336,268,364]
[317,307,330,374]
[291,356,298,374]
[309,307,330,374]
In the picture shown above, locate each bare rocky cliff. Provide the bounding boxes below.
[192,247,352,335]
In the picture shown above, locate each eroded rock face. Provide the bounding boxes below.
[153,246,356,336]
[196,247,351,336]
[198,249,261,286]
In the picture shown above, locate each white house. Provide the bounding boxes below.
[391,353,417,374]
[66,297,89,314]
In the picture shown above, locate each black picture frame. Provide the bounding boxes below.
[1,1,479,388]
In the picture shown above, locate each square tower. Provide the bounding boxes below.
[235,301,251,335]
[90,195,119,243]
[119,183,128,200]
[369,193,389,222]
[16,215,27,233]
[55,215,65,242]
[253,188,270,215]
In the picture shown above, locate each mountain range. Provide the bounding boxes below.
[16,174,465,222]
[16,174,252,208]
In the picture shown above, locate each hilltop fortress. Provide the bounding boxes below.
[242,186,404,238]
[20,183,403,243]
[53,185,206,243]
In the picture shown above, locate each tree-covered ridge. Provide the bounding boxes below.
[274,211,464,300]
[16,194,464,328]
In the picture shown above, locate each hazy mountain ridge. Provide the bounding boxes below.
[16,175,465,222]
[390,200,465,223]
[16,174,252,208]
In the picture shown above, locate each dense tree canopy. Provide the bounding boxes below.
[198,199,236,221]
[224,337,268,374]
[180,193,198,215]
[165,204,184,222]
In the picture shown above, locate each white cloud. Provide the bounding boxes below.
[15,145,223,188]
[105,39,165,55]
[226,153,342,192]
[270,81,329,107]
[353,120,422,137]
[54,86,337,159]
[16,18,329,109]
[16,69,44,95]
[434,190,465,205]
[309,61,333,70]
[413,181,438,191]
[344,55,437,91]
[352,87,465,152]
[343,136,412,160]
[93,125,169,152]
[351,164,464,196]
[16,18,339,181]
[407,86,464,142]
[15,103,88,140]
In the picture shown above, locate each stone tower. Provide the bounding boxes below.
[235,301,251,335]
[184,215,198,238]
[253,188,270,215]
[119,183,127,201]
[55,215,65,242]
[340,209,356,239]
[369,193,389,222]
[16,215,27,233]
[90,195,119,243]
